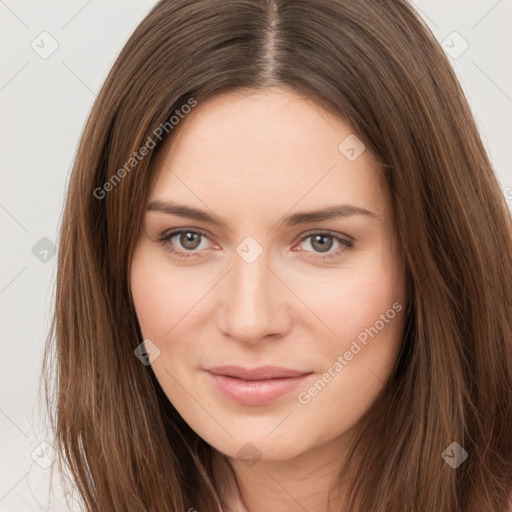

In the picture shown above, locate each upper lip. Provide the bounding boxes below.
[205,365,312,381]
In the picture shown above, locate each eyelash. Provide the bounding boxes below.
[158,228,354,261]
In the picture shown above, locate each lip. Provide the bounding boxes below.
[204,365,313,406]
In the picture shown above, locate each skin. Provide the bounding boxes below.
[129,87,408,511]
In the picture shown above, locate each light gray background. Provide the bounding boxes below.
[1,1,511,510]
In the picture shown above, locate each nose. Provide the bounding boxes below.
[218,248,291,345]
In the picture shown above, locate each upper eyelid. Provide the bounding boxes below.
[160,227,215,244]
[300,229,354,242]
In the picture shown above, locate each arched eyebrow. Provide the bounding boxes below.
[146,200,379,228]
[278,204,378,226]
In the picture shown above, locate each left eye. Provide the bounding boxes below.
[295,232,353,256]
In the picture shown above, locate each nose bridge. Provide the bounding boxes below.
[220,242,285,343]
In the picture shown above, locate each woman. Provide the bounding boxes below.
[42,0,512,510]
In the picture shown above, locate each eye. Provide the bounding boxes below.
[158,229,216,258]
[158,228,354,261]
[293,231,354,261]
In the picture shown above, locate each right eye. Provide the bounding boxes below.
[158,229,217,258]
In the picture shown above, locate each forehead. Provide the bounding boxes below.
[149,88,389,224]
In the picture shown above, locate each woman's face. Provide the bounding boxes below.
[130,87,407,463]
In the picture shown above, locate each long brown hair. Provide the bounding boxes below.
[41,0,512,510]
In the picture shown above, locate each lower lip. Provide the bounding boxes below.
[205,371,312,406]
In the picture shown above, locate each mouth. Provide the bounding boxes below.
[204,365,313,406]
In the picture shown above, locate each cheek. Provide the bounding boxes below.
[304,273,405,397]
[294,285,406,444]
[336,275,405,352]
[291,248,406,355]
[297,250,407,428]
[130,268,172,340]
[130,248,213,340]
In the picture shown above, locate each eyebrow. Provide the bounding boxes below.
[146,200,378,227]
